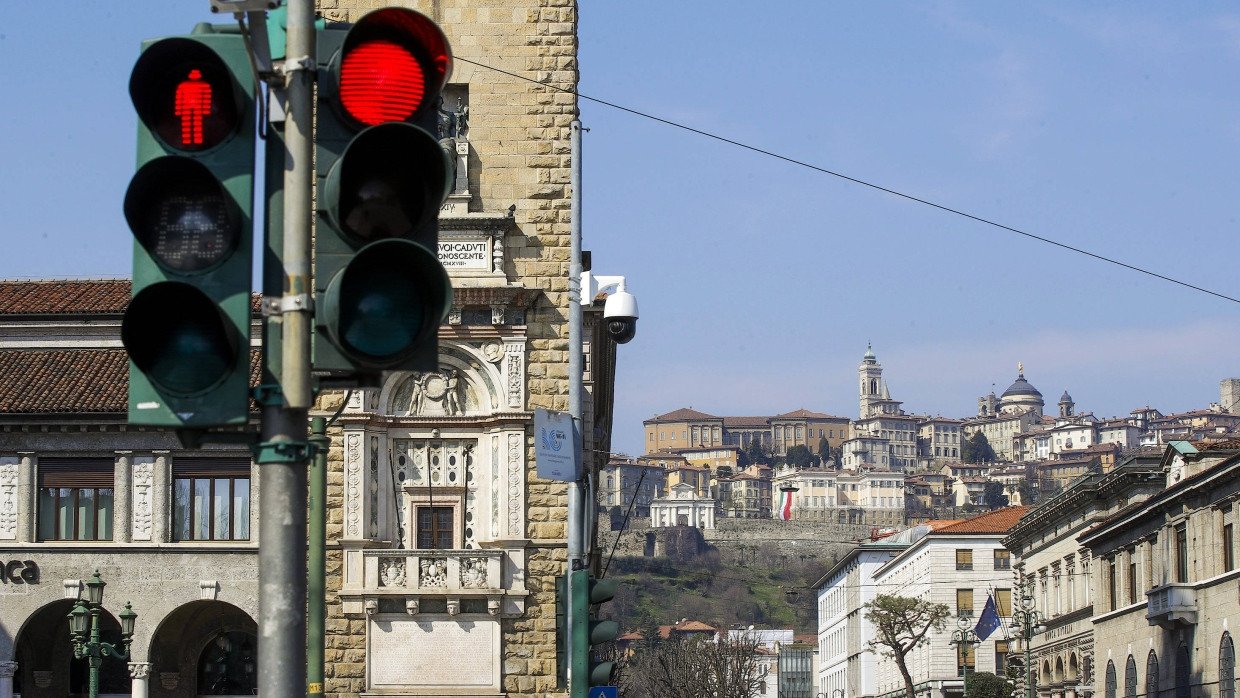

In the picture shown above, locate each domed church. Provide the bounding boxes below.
[998,362,1044,416]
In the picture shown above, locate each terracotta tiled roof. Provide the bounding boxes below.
[0,348,262,415]
[0,279,263,315]
[647,407,719,422]
[0,279,132,314]
[0,349,128,413]
[932,506,1029,535]
[774,409,848,420]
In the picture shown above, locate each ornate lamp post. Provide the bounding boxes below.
[68,570,137,698]
[950,615,981,698]
[1010,591,1047,698]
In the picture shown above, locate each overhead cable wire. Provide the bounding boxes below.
[452,55,1240,306]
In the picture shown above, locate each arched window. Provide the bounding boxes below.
[1222,633,1236,698]
[1147,651,1160,698]
[1175,644,1190,698]
[1125,655,1137,698]
[1105,660,1117,698]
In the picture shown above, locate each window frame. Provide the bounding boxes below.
[994,549,1012,570]
[172,458,252,542]
[36,458,115,542]
[956,548,974,571]
[957,588,974,618]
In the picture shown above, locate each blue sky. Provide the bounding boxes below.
[1,3,1238,457]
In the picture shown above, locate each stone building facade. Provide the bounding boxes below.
[1002,450,1164,698]
[0,280,263,698]
[314,1,588,697]
[1079,441,1240,698]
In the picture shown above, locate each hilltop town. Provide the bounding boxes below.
[604,345,1240,530]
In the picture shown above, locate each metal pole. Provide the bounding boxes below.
[257,0,314,695]
[88,608,100,698]
[308,417,329,697]
[566,118,585,697]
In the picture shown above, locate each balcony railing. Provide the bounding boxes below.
[339,548,526,617]
[1146,583,1197,627]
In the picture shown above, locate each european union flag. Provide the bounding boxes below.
[974,594,1001,641]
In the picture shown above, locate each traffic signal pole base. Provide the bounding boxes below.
[257,403,309,698]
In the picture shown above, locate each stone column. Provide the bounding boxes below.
[113,452,133,543]
[129,662,151,698]
[16,453,34,543]
[151,452,171,543]
[0,661,16,698]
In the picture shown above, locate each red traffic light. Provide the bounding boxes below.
[337,8,451,127]
[130,38,244,153]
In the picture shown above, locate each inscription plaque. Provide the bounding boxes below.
[369,617,497,688]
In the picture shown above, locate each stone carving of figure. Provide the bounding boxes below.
[436,96,469,141]
[406,373,427,414]
[445,370,462,415]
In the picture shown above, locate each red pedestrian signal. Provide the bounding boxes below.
[129,38,242,153]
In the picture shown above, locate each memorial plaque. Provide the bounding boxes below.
[438,237,490,269]
[369,617,498,688]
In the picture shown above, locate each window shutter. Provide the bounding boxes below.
[38,458,114,487]
[172,457,252,478]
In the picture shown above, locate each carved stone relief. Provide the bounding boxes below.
[393,370,474,417]
[0,457,17,540]
[131,458,155,541]
[346,433,363,538]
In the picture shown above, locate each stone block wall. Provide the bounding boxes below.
[314,2,577,696]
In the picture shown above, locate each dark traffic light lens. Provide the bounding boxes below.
[341,39,426,126]
[336,249,428,360]
[130,38,241,152]
[122,283,241,396]
[323,239,451,367]
[125,157,240,272]
[326,123,451,246]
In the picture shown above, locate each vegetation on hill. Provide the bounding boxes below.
[598,543,833,636]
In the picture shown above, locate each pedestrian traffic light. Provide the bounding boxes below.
[313,8,453,385]
[121,26,256,427]
[570,569,620,696]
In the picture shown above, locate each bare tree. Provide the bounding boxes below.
[864,594,951,698]
[620,630,771,698]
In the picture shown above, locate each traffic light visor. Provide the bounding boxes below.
[125,157,242,273]
[324,122,453,246]
[322,239,452,367]
[338,8,451,127]
[122,282,242,397]
[130,38,244,153]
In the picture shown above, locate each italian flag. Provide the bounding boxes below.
[777,488,794,521]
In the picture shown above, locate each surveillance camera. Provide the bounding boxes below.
[603,289,638,344]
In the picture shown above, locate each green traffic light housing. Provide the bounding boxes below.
[313,9,454,386]
[122,28,255,427]
[569,570,621,696]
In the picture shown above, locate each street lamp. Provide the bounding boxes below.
[1010,590,1047,698]
[68,570,137,698]
[949,615,980,698]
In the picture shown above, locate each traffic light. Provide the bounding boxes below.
[121,25,256,426]
[313,8,454,385]
[570,569,620,696]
